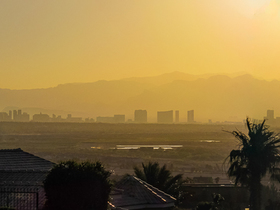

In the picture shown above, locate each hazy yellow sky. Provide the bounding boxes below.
[1,0,280,89]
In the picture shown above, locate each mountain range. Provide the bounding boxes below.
[1,72,279,122]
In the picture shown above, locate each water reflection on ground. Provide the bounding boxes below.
[114,145,183,150]
[200,140,220,143]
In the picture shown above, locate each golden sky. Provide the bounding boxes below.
[1,0,280,89]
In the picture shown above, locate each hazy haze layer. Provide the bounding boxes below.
[1,72,279,122]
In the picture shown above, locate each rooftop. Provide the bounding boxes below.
[0,148,54,185]
[0,148,54,171]
[111,175,176,209]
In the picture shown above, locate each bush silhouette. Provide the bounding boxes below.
[43,160,111,210]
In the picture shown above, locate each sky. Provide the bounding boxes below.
[1,0,280,89]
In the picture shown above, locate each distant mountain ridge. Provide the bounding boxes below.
[121,71,252,86]
[0,72,278,122]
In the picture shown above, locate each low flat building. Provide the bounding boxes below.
[33,113,50,122]
[96,116,115,123]
[114,115,125,123]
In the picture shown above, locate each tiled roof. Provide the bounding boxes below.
[111,176,176,209]
[0,171,48,185]
[0,148,54,171]
[0,148,54,185]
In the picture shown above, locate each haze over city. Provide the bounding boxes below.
[3,1,280,210]
[1,1,280,122]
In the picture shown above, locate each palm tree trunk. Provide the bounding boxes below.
[250,175,262,210]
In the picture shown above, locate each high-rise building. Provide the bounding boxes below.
[175,110,179,123]
[0,112,11,121]
[13,110,18,121]
[134,110,147,123]
[267,110,274,120]
[157,110,173,123]
[9,111,12,120]
[187,110,194,123]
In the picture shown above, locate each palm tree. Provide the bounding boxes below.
[134,162,183,197]
[226,118,280,210]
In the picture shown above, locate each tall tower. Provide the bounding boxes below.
[134,110,147,123]
[8,110,12,120]
[267,110,274,120]
[13,110,18,121]
[175,110,179,123]
[157,110,173,123]
[187,110,194,123]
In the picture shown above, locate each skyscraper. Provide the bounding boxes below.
[267,110,274,120]
[134,110,147,123]
[175,110,179,123]
[157,110,173,123]
[13,110,18,121]
[187,110,194,123]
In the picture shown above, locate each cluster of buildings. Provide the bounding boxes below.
[0,110,29,122]
[0,109,195,124]
[156,109,194,123]
[0,110,91,123]
[96,109,195,124]
[248,109,280,125]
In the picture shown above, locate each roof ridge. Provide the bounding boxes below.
[21,151,54,164]
[133,176,176,201]
[0,148,54,164]
[135,178,167,203]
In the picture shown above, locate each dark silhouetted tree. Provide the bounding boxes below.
[43,160,111,210]
[134,162,184,199]
[226,118,280,210]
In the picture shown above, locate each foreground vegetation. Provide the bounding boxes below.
[44,160,111,210]
[226,119,280,210]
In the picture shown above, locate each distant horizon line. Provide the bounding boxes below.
[0,71,270,91]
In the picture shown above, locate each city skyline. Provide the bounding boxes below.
[0,72,278,122]
[1,1,280,123]
[1,108,279,124]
